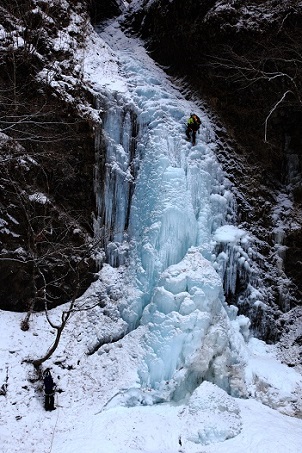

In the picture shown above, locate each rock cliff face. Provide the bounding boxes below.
[89,0,125,23]
[0,0,101,311]
[124,0,302,319]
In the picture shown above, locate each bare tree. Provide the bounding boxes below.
[28,238,103,368]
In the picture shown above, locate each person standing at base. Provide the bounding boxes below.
[185,113,201,145]
[43,369,56,411]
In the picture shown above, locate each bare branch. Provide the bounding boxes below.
[264,90,292,142]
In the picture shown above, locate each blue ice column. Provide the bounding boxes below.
[93,95,140,267]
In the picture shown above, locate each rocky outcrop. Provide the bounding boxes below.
[89,0,126,23]
[0,0,103,311]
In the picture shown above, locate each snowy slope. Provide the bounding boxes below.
[1,299,302,453]
[1,9,302,453]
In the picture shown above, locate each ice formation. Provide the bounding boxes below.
[83,20,256,408]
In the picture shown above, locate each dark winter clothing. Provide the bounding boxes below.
[186,114,201,145]
[43,370,56,411]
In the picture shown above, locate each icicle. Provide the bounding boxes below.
[93,93,140,267]
[212,225,254,303]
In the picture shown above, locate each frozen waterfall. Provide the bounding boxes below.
[87,20,254,402]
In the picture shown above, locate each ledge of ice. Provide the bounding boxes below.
[213,225,249,244]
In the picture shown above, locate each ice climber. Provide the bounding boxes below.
[43,369,56,411]
[185,113,201,145]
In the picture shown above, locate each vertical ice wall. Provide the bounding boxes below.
[92,21,255,401]
[93,93,140,267]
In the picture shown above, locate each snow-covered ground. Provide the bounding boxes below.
[1,10,302,453]
[1,298,302,453]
